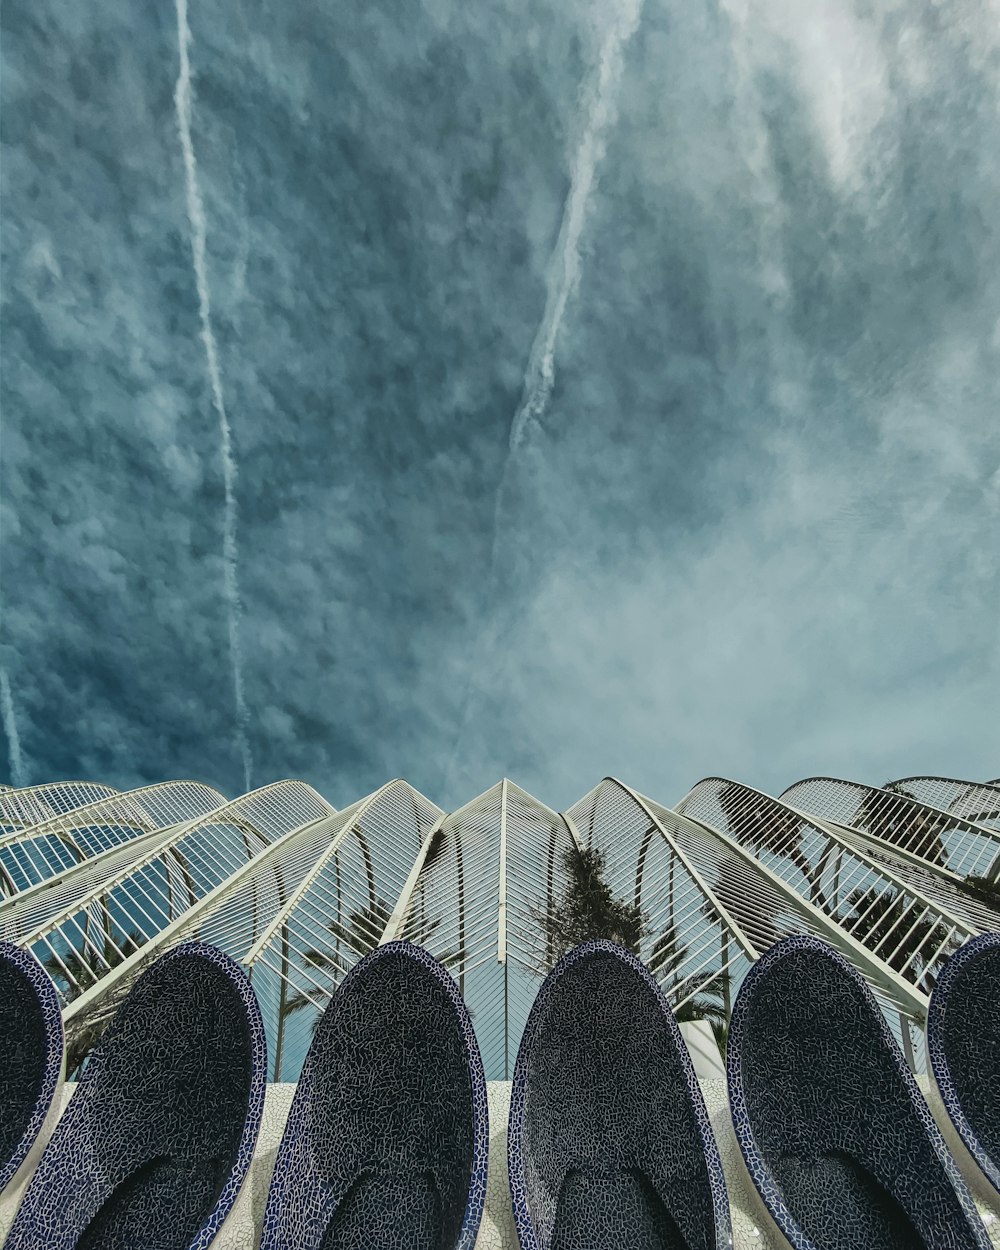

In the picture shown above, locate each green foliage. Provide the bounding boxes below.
[535,846,733,1055]
[652,922,731,1054]
[42,929,145,1077]
[958,872,1000,912]
[882,782,920,799]
[716,783,828,907]
[841,887,948,977]
[537,846,648,965]
[864,786,948,865]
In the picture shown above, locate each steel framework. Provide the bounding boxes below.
[0,770,995,1082]
[882,776,1000,831]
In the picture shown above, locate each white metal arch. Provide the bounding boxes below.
[679,777,975,1001]
[0,780,227,895]
[883,775,1000,832]
[19,780,333,1008]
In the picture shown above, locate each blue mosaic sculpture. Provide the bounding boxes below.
[508,939,732,1250]
[0,943,63,1196]
[928,933,1000,1196]
[261,940,488,1250]
[727,934,990,1250]
[7,941,266,1250]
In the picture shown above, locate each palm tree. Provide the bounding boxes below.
[649,920,731,1053]
[280,896,455,1037]
[534,846,732,1052]
[866,785,949,866]
[840,887,950,984]
[957,872,1000,912]
[42,929,145,1077]
[281,897,394,1024]
[272,826,465,1077]
[882,782,921,800]
[533,845,648,971]
[716,784,828,907]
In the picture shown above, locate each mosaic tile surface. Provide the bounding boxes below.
[6,941,266,1250]
[919,1079,1000,1248]
[0,942,62,1195]
[727,933,991,1250]
[508,939,732,1250]
[260,940,489,1250]
[12,1080,984,1248]
[475,1083,516,1250]
[928,934,1000,1198]
[0,1085,75,1244]
[210,1083,296,1249]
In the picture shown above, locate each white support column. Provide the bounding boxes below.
[378,814,447,946]
[242,786,403,969]
[560,812,585,854]
[613,779,760,962]
[0,823,180,939]
[498,779,510,1080]
[497,779,508,966]
[22,783,296,953]
[0,780,200,857]
[780,806,981,939]
[799,806,1000,898]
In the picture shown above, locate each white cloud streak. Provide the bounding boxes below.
[174,0,253,791]
[506,0,644,458]
[0,668,26,787]
[444,2,645,793]
[489,0,644,570]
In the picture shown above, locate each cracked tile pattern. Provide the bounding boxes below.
[508,940,732,1250]
[928,935,1000,1197]
[919,1078,1000,1250]
[260,942,488,1250]
[0,943,62,1193]
[728,934,991,1250]
[6,942,266,1250]
[2,953,996,1249]
[9,1081,990,1248]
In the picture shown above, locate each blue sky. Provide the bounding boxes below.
[1,0,998,810]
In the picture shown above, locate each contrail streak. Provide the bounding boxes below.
[506,0,644,457]
[174,0,253,792]
[444,3,643,795]
[0,669,26,787]
[490,0,644,576]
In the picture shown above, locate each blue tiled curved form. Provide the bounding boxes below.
[727,934,990,1250]
[7,941,266,1250]
[0,942,63,1195]
[928,933,1000,1196]
[508,939,732,1250]
[261,940,488,1250]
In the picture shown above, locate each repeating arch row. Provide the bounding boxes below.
[0,769,994,1082]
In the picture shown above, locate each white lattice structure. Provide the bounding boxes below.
[884,776,1000,832]
[782,775,1000,881]
[0,780,226,896]
[0,782,119,832]
[0,770,996,1086]
[14,782,330,1016]
[675,778,980,1006]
